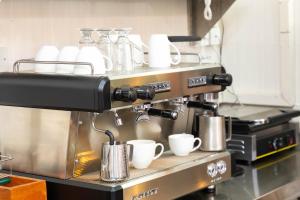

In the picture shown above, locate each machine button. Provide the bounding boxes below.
[112,88,137,102]
[207,163,218,178]
[212,74,233,86]
[216,160,227,175]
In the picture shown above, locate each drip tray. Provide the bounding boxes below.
[72,151,231,199]
[75,151,227,187]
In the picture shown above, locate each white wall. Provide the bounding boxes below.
[0,0,188,71]
[221,0,297,107]
[295,0,300,108]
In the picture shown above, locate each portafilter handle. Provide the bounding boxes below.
[187,101,218,113]
[147,108,178,120]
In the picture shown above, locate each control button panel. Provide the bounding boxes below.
[216,160,227,175]
[188,76,207,88]
[146,81,171,93]
[207,160,227,178]
[207,163,218,178]
[270,136,289,151]
[258,130,296,158]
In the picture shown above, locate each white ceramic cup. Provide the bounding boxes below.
[168,134,201,156]
[127,140,164,169]
[74,46,113,75]
[35,45,59,73]
[148,34,181,68]
[128,34,148,67]
[56,46,79,74]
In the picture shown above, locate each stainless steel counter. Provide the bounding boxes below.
[178,147,300,200]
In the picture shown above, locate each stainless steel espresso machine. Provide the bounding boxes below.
[0,63,233,200]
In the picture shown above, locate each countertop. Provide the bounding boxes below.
[178,147,300,200]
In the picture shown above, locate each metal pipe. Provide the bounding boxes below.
[13,59,95,75]
[91,113,115,145]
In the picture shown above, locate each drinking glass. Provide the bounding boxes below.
[128,34,148,68]
[79,28,95,46]
[96,29,117,71]
[75,28,112,75]
[114,28,135,73]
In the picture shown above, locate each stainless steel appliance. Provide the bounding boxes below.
[0,61,233,199]
[221,104,300,162]
[100,142,132,182]
[198,115,232,151]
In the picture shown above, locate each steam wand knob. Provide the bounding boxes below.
[135,86,156,100]
[112,88,137,102]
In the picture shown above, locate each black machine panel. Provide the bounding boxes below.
[256,129,296,158]
[0,73,111,113]
[231,109,300,134]
[223,105,300,162]
[227,120,298,162]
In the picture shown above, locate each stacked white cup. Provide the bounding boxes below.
[148,34,181,68]
[35,45,59,73]
[56,46,79,74]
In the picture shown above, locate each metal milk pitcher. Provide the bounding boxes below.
[100,142,133,182]
[199,115,232,151]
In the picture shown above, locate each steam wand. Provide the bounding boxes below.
[91,113,115,145]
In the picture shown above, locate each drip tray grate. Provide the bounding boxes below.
[76,151,221,186]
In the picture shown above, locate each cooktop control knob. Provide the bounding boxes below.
[212,74,233,87]
[216,160,227,175]
[135,86,156,100]
[207,163,218,178]
[272,138,279,150]
[112,88,137,102]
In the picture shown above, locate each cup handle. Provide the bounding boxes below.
[169,42,181,65]
[130,40,149,65]
[226,116,232,142]
[153,143,164,160]
[108,30,119,43]
[102,54,113,72]
[127,144,134,162]
[191,138,202,152]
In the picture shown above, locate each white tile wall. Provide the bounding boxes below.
[295,0,300,108]
[221,0,296,107]
[0,0,188,70]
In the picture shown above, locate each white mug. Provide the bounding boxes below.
[74,46,113,75]
[127,140,164,169]
[128,34,148,67]
[35,45,59,73]
[148,34,181,68]
[56,46,79,74]
[168,134,201,156]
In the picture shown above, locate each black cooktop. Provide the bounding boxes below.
[219,104,300,134]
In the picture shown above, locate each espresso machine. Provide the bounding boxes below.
[0,60,233,199]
